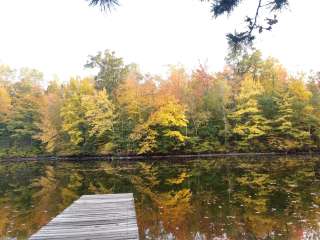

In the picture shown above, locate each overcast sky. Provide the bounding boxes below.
[0,0,319,81]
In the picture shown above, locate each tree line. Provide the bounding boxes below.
[0,50,320,157]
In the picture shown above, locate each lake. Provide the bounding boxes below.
[1,155,320,239]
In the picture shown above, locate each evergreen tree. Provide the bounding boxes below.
[307,78,320,149]
[7,81,43,154]
[4,69,44,154]
[229,75,270,151]
[270,93,310,151]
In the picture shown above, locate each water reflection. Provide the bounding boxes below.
[0,156,320,239]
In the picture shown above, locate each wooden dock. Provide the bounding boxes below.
[29,193,139,240]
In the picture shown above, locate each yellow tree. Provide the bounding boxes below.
[37,80,64,153]
[60,78,95,153]
[0,85,11,122]
[115,71,157,152]
[61,78,115,154]
[157,66,188,105]
[131,98,188,154]
[83,89,114,154]
[0,85,12,151]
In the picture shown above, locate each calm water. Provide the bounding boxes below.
[1,156,320,239]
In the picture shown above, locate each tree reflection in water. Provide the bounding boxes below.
[0,156,320,239]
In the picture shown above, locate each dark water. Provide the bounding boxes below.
[1,156,320,240]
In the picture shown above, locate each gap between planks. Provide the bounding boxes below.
[29,193,139,240]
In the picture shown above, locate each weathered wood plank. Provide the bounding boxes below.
[29,193,139,240]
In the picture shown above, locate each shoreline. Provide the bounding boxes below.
[0,151,318,162]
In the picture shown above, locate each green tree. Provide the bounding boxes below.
[229,75,270,151]
[85,50,131,96]
[269,79,313,151]
[307,77,320,148]
[269,93,300,151]
[203,75,232,151]
[6,69,43,155]
[185,66,232,152]
[289,79,314,150]
[0,64,15,85]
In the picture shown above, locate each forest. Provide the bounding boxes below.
[0,49,320,157]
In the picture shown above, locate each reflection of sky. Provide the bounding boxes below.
[143,227,320,239]
[303,229,319,239]
[0,0,319,82]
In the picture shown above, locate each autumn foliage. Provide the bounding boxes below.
[0,50,320,156]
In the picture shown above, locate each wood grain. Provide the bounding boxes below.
[29,193,139,240]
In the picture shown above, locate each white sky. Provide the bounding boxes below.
[0,0,319,82]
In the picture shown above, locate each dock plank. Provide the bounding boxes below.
[29,193,139,240]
